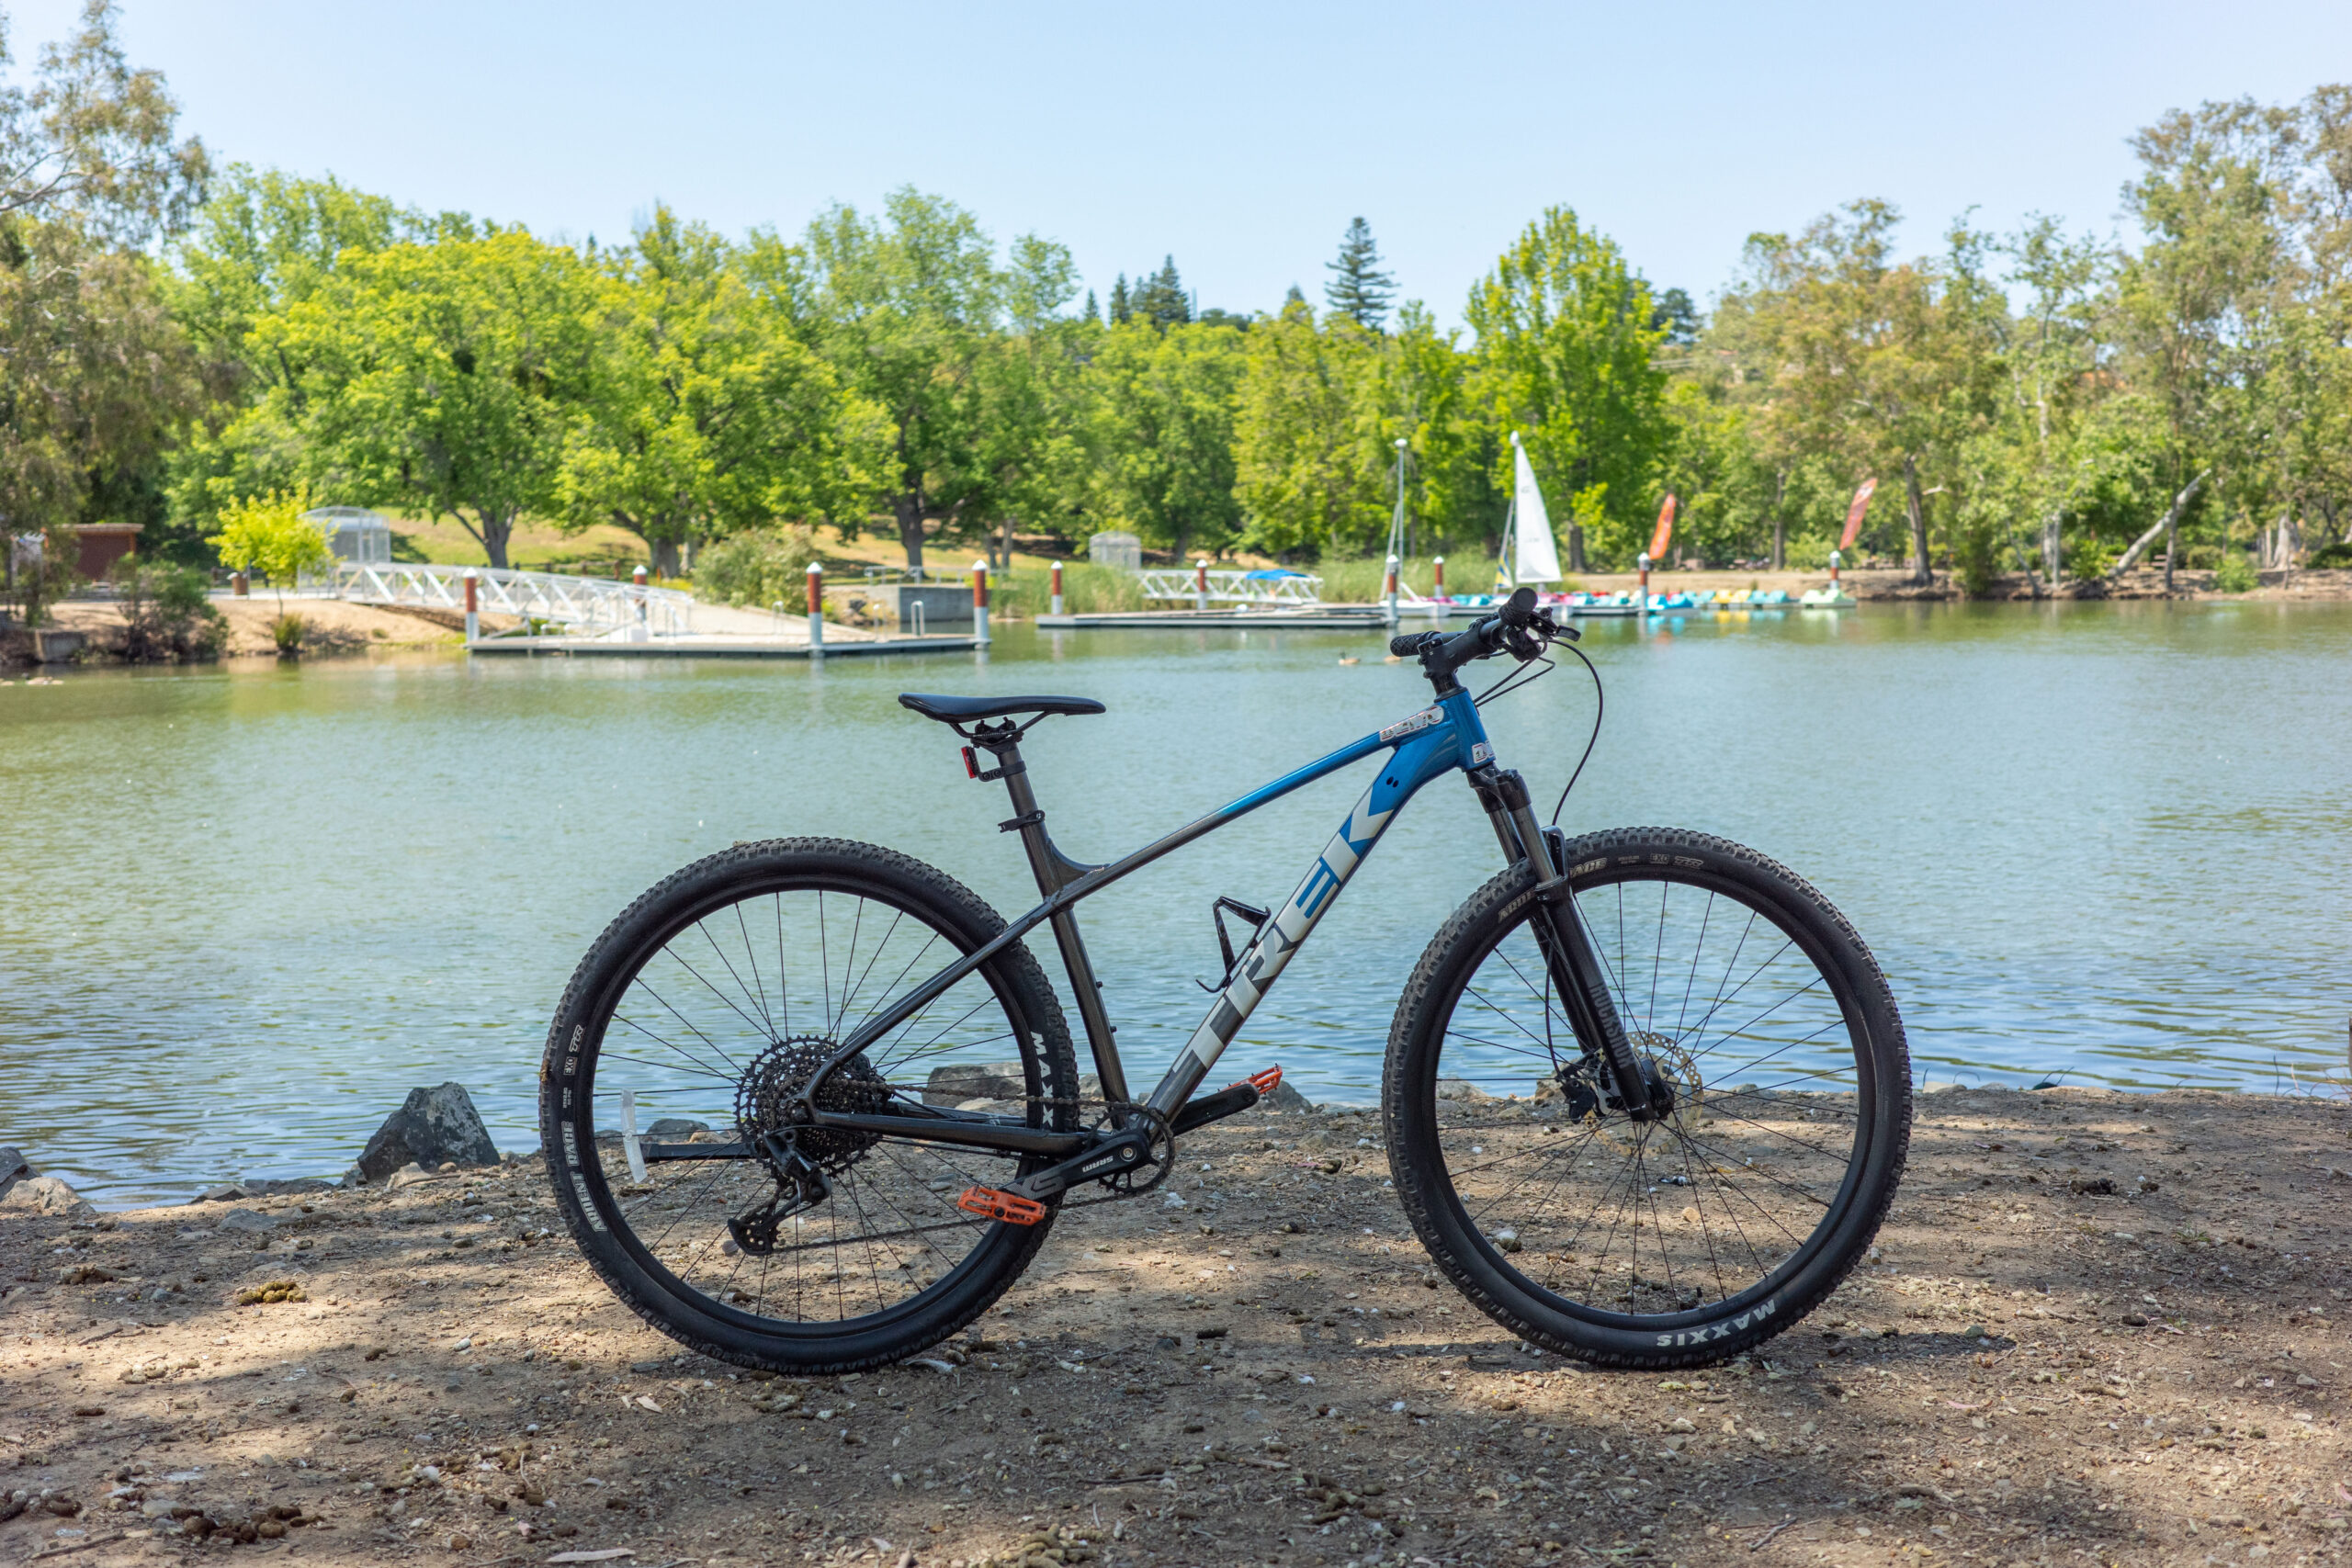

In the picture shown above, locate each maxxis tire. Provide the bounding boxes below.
[1383,827,1910,1369]
[538,837,1079,1374]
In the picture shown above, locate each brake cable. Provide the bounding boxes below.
[1548,635,1605,825]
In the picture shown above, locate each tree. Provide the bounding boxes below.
[0,0,209,247]
[1714,202,2001,582]
[1235,296,1385,556]
[0,0,205,601]
[557,205,884,574]
[1465,206,1673,565]
[206,486,329,609]
[971,233,1087,565]
[1374,302,1502,556]
[1650,287,1701,344]
[262,227,599,569]
[1080,318,1245,557]
[1131,255,1190,329]
[164,167,425,544]
[801,188,1002,571]
[1324,217,1395,331]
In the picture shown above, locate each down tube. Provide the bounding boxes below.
[1146,714,1471,1116]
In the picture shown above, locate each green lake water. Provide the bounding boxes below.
[4,601,2347,1207]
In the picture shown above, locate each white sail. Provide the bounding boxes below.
[1510,434,1561,583]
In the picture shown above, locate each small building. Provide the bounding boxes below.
[302,506,393,566]
[75,523,143,581]
[1087,530,1141,571]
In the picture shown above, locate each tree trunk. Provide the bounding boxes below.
[651,537,682,578]
[894,492,926,576]
[2111,469,2210,579]
[1903,454,1932,584]
[2041,508,2062,593]
[1768,469,1788,571]
[1567,524,1586,573]
[466,508,514,571]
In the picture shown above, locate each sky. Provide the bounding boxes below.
[9,0,2349,324]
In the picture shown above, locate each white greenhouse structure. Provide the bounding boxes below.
[302,506,393,566]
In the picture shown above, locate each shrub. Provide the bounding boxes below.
[694,526,819,609]
[2308,540,2352,570]
[1053,561,1147,614]
[1953,524,2000,598]
[2212,553,2258,593]
[208,487,331,610]
[2068,538,2117,582]
[116,558,227,662]
[271,613,307,655]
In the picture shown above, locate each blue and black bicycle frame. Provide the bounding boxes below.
[789,590,1653,1202]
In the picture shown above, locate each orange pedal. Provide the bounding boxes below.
[1241,1066,1283,1096]
[957,1187,1047,1225]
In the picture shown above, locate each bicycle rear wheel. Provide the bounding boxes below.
[539,839,1080,1373]
[1385,828,1910,1368]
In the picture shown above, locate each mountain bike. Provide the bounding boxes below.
[539,588,1911,1372]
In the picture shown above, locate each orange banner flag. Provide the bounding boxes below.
[1647,495,1677,562]
[1838,479,1878,550]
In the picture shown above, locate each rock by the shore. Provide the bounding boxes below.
[1256,1077,1312,1112]
[0,1145,28,1201]
[0,1173,93,1218]
[355,1082,498,1183]
[188,1177,338,1204]
[924,1061,1103,1107]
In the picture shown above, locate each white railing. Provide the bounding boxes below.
[328,562,696,636]
[1134,569,1323,607]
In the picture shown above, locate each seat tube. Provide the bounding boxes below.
[995,746,1132,1118]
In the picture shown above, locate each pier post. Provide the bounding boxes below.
[631,563,649,636]
[1384,554,1400,626]
[1194,558,1208,612]
[972,559,990,647]
[1637,552,1651,615]
[463,568,479,644]
[806,562,824,659]
[1433,555,1446,602]
[1829,549,1843,595]
[1050,560,1064,617]
[232,570,249,599]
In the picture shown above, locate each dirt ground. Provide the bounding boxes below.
[6,1083,2351,1568]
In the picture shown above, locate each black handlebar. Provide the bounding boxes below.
[1390,587,1570,692]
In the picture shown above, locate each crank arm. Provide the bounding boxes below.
[1006,1124,1158,1202]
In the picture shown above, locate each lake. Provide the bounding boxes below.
[5,599,2347,1207]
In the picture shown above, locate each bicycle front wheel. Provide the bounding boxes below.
[539,839,1080,1373]
[1385,828,1910,1368]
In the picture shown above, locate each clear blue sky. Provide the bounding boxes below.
[12,1,2348,322]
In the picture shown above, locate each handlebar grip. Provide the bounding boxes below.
[1496,585,1538,629]
[1388,632,1430,658]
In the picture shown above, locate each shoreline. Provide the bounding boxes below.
[6,1081,2350,1567]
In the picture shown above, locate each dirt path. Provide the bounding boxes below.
[6,1083,2348,1568]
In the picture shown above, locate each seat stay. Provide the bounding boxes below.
[808,709,1467,1142]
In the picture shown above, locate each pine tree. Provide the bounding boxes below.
[1132,255,1191,329]
[1110,275,1131,324]
[1283,283,1306,310]
[1084,288,1100,323]
[1650,286,1700,344]
[1323,217,1396,330]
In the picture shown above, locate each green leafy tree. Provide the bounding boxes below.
[0,2,204,609]
[1080,318,1245,557]
[1374,301,1503,556]
[971,233,1088,565]
[261,227,599,569]
[205,485,329,608]
[1465,206,1673,566]
[1324,217,1396,332]
[163,167,426,545]
[558,206,885,574]
[801,188,1001,571]
[1235,297,1386,556]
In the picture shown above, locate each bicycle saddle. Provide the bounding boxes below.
[897,693,1106,723]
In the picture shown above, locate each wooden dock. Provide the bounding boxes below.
[1035,608,1387,630]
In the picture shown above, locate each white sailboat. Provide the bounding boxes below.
[1498,432,1563,592]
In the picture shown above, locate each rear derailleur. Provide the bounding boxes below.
[727,1134,834,1257]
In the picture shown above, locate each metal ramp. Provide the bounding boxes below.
[329,562,695,637]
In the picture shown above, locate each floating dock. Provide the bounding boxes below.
[1035,608,1387,630]
[465,633,982,659]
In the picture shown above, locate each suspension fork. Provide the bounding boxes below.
[1468,767,1657,1119]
